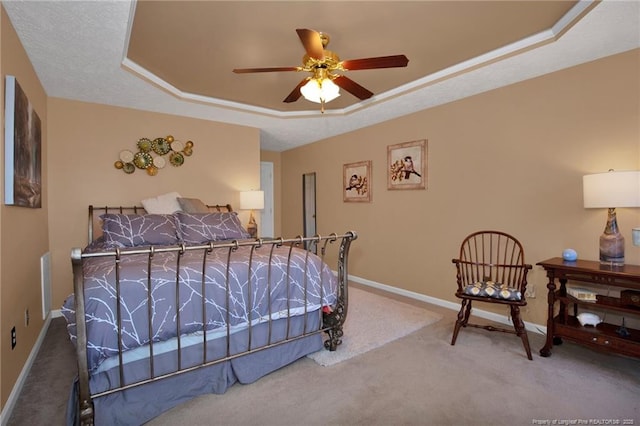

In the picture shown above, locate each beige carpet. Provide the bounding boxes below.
[8,287,640,426]
[307,286,443,366]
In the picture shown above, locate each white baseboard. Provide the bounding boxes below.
[0,314,53,426]
[349,274,546,335]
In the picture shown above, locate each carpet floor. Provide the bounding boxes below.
[6,284,640,426]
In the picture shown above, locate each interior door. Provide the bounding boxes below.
[303,172,317,251]
[260,161,274,237]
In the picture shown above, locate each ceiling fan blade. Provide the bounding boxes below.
[333,75,374,100]
[233,66,299,74]
[340,55,409,71]
[296,29,324,60]
[283,78,309,103]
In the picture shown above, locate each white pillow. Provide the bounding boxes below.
[141,192,182,214]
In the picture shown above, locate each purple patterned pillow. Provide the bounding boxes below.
[101,214,180,248]
[174,212,250,244]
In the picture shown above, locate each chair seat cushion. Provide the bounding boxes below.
[463,281,522,301]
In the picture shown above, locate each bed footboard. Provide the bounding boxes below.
[69,232,356,425]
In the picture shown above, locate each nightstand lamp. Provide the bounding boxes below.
[240,190,264,238]
[583,170,640,265]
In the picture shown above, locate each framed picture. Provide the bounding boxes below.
[343,160,372,203]
[4,75,42,208]
[387,139,427,190]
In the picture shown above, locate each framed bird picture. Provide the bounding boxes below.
[387,139,427,190]
[343,160,371,203]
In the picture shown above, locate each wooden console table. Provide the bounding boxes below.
[537,257,640,359]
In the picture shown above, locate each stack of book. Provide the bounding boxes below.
[566,286,598,302]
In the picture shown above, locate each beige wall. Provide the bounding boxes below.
[281,49,640,327]
[47,99,261,309]
[1,7,49,408]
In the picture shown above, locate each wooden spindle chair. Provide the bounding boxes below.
[451,230,533,360]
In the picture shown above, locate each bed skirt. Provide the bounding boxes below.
[67,314,323,425]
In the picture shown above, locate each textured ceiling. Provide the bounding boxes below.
[3,1,639,151]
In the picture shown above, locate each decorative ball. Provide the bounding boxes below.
[185,140,194,149]
[122,163,135,174]
[114,160,124,169]
[166,135,174,143]
[562,249,578,262]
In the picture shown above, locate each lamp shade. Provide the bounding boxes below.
[583,170,640,208]
[300,78,340,104]
[240,190,264,210]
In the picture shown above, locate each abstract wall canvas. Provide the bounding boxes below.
[5,75,41,208]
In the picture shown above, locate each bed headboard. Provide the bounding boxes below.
[87,204,233,244]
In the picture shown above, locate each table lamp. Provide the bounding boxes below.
[240,190,264,238]
[583,170,640,265]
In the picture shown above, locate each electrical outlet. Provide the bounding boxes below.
[25,309,30,327]
[11,326,16,349]
[526,284,536,299]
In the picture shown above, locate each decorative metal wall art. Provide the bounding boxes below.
[387,139,427,190]
[343,160,371,202]
[115,135,194,176]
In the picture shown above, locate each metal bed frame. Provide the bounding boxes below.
[69,205,356,425]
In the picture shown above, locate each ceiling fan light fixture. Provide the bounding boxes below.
[300,77,340,104]
[234,29,408,110]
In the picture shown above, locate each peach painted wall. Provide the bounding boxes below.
[47,99,260,311]
[280,49,640,327]
[1,6,49,409]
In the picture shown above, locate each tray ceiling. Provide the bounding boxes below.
[127,1,576,112]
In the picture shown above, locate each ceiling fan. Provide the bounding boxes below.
[233,29,409,112]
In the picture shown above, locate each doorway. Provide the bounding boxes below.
[260,161,274,237]
[303,172,317,251]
